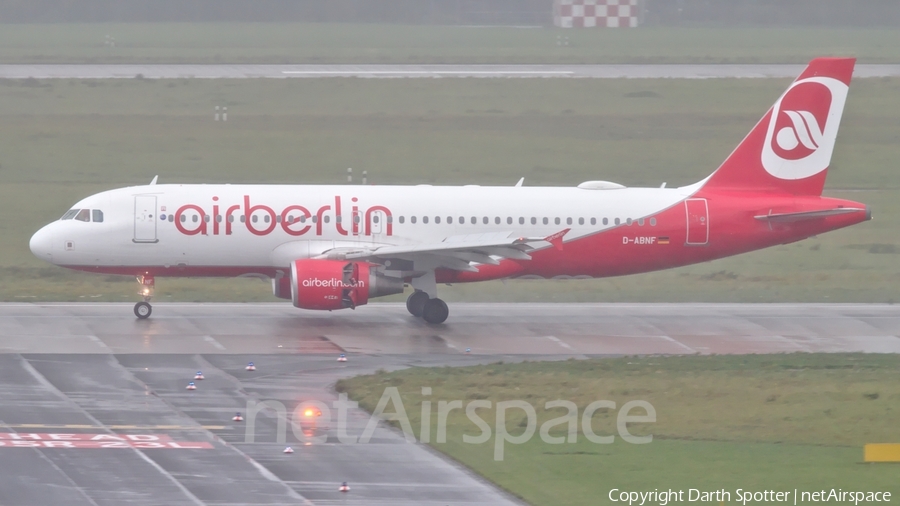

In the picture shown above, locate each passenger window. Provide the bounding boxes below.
[567,217,572,225]
[373,215,380,223]
[312,216,318,223]
[542,217,549,225]
[168,215,174,222]
[483,217,489,224]
[578,217,584,225]
[650,218,657,226]
[399,216,405,224]
[423,216,429,224]
[324,216,330,223]
[519,217,525,225]
[192,215,199,223]
[531,217,537,225]
[459,216,464,224]
[555,217,561,225]
[471,217,477,225]
[603,218,608,225]
[411,216,417,224]
[591,218,597,225]
[507,217,513,225]
[251,215,258,223]
[92,210,104,223]
[74,209,90,222]
[180,215,187,223]
[495,217,500,224]
[353,215,360,223]
[217,215,224,223]
[447,216,452,224]
[435,216,441,224]
[638,218,644,226]
[387,216,393,223]
[204,215,211,223]
[615,218,621,225]
[61,209,79,220]
[287,216,294,224]
[626,218,633,226]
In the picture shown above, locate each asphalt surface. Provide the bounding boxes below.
[1,302,899,505]
[2,64,899,79]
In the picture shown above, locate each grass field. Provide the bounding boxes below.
[338,354,900,505]
[2,24,900,64]
[2,76,899,302]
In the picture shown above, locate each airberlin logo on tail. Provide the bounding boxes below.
[761,76,848,180]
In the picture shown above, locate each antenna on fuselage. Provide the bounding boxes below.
[149,175,158,185]
[347,168,352,184]
[515,177,524,187]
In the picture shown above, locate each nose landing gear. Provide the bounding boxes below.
[134,275,154,320]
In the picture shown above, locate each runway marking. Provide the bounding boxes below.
[282,70,574,76]
[203,335,227,350]
[3,423,227,430]
[545,335,577,352]
[657,335,698,354]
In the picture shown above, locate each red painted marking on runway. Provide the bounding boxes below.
[0,433,212,449]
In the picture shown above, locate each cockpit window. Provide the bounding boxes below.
[92,210,104,223]
[74,209,91,222]
[61,209,78,220]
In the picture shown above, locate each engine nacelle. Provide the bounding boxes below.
[276,259,403,310]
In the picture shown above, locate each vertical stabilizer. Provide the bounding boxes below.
[700,58,855,196]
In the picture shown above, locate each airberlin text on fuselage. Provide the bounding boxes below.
[174,195,393,237]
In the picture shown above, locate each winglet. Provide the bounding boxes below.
[149,175,158,185]
[543,228,570,251]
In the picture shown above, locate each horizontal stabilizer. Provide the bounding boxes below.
[754,208,864,223]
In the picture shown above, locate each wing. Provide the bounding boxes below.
[314,230,569,274]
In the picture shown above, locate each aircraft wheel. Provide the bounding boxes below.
[422,298,449,325]
[406,290,429,317]
[134,301,152,319]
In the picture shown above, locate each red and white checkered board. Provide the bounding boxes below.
[554,0,639,28]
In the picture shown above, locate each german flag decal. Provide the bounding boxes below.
[658,237,670,244]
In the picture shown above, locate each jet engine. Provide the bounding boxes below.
[272,259,403,310]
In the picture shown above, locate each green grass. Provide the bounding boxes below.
[338,354,900,505]
[2,76,899,302]
[2,24,900,64]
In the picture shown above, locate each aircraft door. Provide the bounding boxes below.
[351,210,362,236]
[685,198,709,245]
[134,195,158,243]
[370,210,385,236]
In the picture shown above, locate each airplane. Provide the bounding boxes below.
[29,57,870,324]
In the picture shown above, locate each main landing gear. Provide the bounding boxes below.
[134,275,154,320]
[406,290,449,324]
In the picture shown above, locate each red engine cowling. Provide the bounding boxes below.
[277,259,403,311]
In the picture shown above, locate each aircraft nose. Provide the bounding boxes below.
[29,225,55,262]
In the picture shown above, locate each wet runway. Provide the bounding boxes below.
[2,64,899,79]
[3,302,899,355]
[1,302,898,505]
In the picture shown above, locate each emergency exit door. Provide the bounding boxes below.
[134,195,158,243]
[685,198,709,245]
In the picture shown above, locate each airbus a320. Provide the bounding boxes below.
[30,58,870,324]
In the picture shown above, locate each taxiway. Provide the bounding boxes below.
[1,302,898,505]
[1,63,899,79]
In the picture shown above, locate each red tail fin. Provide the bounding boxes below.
[700,58,855,196]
